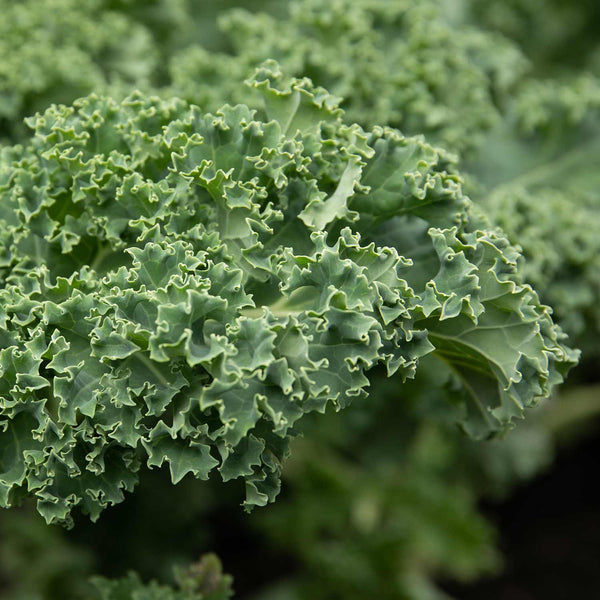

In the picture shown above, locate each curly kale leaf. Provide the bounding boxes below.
[0,64,576,525]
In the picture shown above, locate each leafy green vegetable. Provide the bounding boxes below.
[0,1,593,596]
[0,63,575,527]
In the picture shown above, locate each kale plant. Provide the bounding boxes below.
[0,63,575,527]
[0,1,596,598]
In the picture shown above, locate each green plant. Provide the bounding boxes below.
[0,61,574,523]
[0,1,597,598]
[92,554,233,600]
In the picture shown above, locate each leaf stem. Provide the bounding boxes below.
[90,245,113,273]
